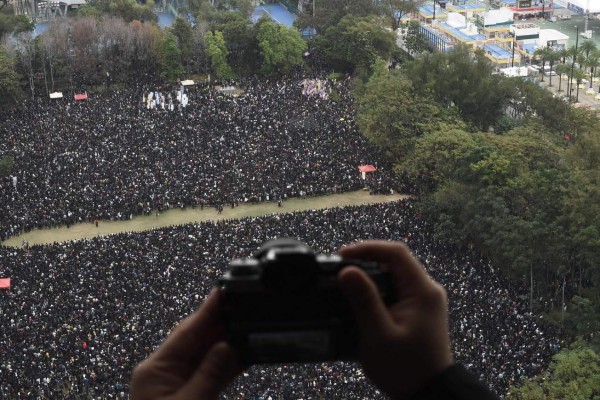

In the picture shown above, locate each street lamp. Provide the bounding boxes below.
[541,0,545,20]
[511,31,516,68]
[569,25,579,102]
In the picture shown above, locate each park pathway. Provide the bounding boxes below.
[2,191,407,247]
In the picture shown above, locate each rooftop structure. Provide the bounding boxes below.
[482,43,518,63]
[251,4,297,28]
[509,0,553,18]
[476,8,514,28]
[418,3,448,20]
[510,22,540,39]
[420,24,456,52]
[438,21,487,43]
[14,0,85,22]
[447,1,486,14]
[539,28,569,48]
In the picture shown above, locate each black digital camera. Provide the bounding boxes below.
[218,238,396,364]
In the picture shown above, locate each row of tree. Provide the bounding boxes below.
[355,46,600,396]
[0,12,306,103]
[0,1,403,101]
[534,39,600,101]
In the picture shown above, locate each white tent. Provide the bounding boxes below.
[181,80,195,86]
[49,92,63,99]
[500,66,529,77]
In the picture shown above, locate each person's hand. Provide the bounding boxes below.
[131,289,242,400]
[338,241,453,400]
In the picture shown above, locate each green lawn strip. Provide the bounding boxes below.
[2,191,407,247]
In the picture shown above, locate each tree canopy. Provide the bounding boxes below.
[205,30,234,79]
[256,18,306,76]
[77,0,157,23]
[508,342,600,400]
[0,47,22,105]
[314,15,396,77]
[404,45,514,131]
[355,49,600,338]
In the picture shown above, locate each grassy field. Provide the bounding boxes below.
[1,191,407,247]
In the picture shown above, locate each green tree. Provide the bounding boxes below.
[256,18,306,76]
[406,45,513,131]
[556,63,570,92]
[580,39,597,60]
[213,11,256,72]
[0,14,34,39]
[534,46,551,82]
[420,124,570,286]
[572,67,586,102]
[356,62,464,161]
[398,127,476,190]
[188,0,217,22]
[161,32,184,81]
[0,155,14,177]
[584,50,600,89]
[294,0,381,34]
[316,15,396,77]
[77,0,157,22]
[546,49,560,86]
[508,342,600,400]
[226,0,253,17]
[404,20,428,55]
[205,30,234,78]
[171,17,194,73]
[559,46,569,63]
[0,47,22,105]
[382,0,421,31]
[562,296,600,347]
[563,129,600,300]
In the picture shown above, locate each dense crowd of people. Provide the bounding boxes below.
[0,76,562,399]
[0,77,409,241]
[0,200,561,399]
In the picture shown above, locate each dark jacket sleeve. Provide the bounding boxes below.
[408,364,500,400]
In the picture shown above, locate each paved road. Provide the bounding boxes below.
[536,74,600,110]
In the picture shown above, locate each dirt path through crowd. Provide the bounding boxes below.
[2,191,407,247]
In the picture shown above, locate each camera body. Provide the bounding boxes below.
[218,238,396,364]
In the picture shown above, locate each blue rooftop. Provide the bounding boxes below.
[421,25,453,44]
[484,44,513,59]
[418,3,448,17]
[440,23,486,41]
[251,4,297,28]
[450,1,486,10]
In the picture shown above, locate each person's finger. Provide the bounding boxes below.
[340,241,430,293]
[176,342,242,400]
[153,289,223,363]
[339,266,395,338]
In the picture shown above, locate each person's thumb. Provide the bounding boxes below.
[339,266,393,339]
[177,342,241,400]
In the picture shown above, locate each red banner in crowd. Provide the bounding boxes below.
[0,278,10,289]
